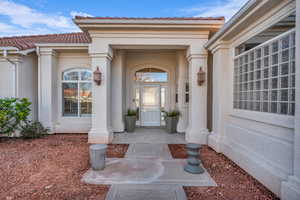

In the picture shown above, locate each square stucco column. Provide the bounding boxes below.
[281,2,300,199]
[88,53,113,144]
[4,56,22,98]
[186,53,209,144]
[208,44,230,152]
[177,51,188,132]
[111,50,125,132]
[38,48,57,133]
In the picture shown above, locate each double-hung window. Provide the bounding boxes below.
[62,69,92,117]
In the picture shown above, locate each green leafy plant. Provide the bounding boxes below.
[20,121,49,139]
[0,98,31,135]
[126,109,137,116]
[165,110,180,117]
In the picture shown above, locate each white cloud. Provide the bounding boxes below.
[70,11,93,18]
[0,22,18,33]
[180,0,248,21]
[0,0,81,36]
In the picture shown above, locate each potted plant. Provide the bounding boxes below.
[165,110,180,133]
[125,109,137,132]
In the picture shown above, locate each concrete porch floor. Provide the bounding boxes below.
[112,127,186,144]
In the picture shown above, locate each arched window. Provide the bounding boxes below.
[62,69,92,117]
[135,68,168,82]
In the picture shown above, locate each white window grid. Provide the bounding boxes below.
[233,29,295,115]
[62,69,92,117]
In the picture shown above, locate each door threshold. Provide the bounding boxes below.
[137,126,165,129]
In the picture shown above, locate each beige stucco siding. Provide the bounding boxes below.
[55,52,92,133]
[0,54,38,121]
[18,54,38,121]
[0,59,14,98]
[208,0,296,197]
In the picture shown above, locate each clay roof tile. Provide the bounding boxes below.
[0,32,91,50]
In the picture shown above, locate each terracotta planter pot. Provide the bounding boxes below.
[125,115,137,132]
[165,116,179,133]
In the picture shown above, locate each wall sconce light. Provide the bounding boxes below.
[93,67,102,86]
[197,67,206,86]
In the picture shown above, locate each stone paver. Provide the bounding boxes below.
[82,158,164,184]
[82,158,216,186]
[125,143,172,159]
[105,184,187,200]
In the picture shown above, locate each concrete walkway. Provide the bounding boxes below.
[125,143,173,159]
[105,143,188,200]
[105,184,187,200]
[82,143,216,200]
[112,128,186,144]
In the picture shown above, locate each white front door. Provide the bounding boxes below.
[140,85,161,126]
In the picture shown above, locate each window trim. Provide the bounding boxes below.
[135,68,168,83]
[234,28,295,58]
[233,28,295,116]
[230,109,294,129]
[62,68,92,118]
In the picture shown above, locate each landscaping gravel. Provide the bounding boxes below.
[168,144,280,200]
[0,135,280,200]
[0,135,128,200]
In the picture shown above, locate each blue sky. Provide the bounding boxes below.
[0,0,248,37]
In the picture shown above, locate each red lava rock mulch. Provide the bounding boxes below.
[0,134,128,200]
[168,144,280,200]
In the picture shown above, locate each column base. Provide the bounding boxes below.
[208,132,223,153]
[281,176,300,200]
[112,123,125,133]
[177,123,187,133]
[177,107,188,133]
[88,128,113,144]
[185,128,209,144]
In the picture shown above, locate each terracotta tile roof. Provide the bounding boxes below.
[0,17,224,51]
[75,16,225,21]
[0,32,91,50]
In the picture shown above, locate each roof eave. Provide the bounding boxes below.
[35,43,89,47]
[205,0,259,49]
[0,47,36,55]
[74,18,224,24]
[0,46,19,51]
[74,18,225,31]
[35,43,89,50]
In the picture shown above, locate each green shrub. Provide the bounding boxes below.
[164,110,180,117]
[0,98,31,135]
[21,121,49,139]
[126,109,137,116]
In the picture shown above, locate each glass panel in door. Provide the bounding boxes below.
[141,85,161,126]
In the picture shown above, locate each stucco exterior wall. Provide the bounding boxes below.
[0,54,38,121]
[111,50,125,132]
[0,58,14,98]
[54,52,92,133]
[208,0,296,197]
[281,0,300,199]
[18,54,38,121]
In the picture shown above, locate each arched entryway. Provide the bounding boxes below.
[132,67,169,127]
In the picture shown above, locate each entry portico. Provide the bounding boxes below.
[72,17,224,144]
